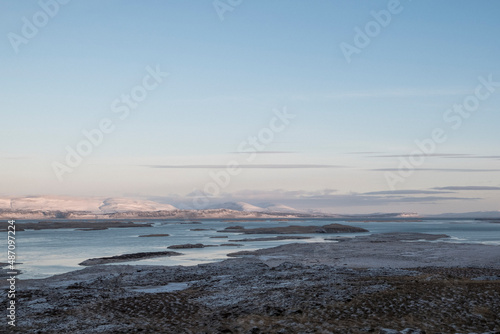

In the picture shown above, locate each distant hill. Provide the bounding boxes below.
[99,198,177,213]
[0,196,314,220]
[0,196,178,219]
[425,211,500,219]
[259,203,302,213]
[206,201,304,213]
[7,195,493,220]
[206,202,264,212]
[0,196,177,213]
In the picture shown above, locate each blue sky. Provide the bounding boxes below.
[1,0,500,214]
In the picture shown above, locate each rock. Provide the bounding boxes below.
[230,236,312,242]
[226,225,244,230]
[471,276,500,281]
[265,305,285,316]
[379,329,399,334]
[76,227,108,231]
[378,328,424,334]
[324,237,351,242]
[168,243,217,249]
[79,251,182,265]
[7,235,500,333]
[361,232,448,242]
[400,329,424,334]
[226,251,255,257]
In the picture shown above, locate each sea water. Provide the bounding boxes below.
[2,219,499,279]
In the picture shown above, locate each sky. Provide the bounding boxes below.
[1,0,500,214]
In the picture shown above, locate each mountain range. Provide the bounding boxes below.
[0,196,498,220]
[0,196,311,219]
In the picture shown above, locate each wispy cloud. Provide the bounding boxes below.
[370,168,500,173]
[344,151,383,155]
[372,153,471,158]
[299,193,478,203]
[392,196,480,203]
[366,153,500,160]
[185,188,338,199]
[229,151,298,154]
[364,190,453,195]
[148,164,344,169]
[443,155,500,159]
[433,186,500,191]
[156,188,480,210]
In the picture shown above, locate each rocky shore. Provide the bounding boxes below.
[167,243,217,249]
[2,233,499,333]
[78,251,182,266]
[229,236,312,242]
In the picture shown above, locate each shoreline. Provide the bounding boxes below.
[2,232,499,333]
[3,220,500,281]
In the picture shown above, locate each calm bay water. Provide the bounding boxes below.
[3,219,500,279]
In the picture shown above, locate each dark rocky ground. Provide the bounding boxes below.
[1,233,499,334]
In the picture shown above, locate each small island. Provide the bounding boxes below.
[220,223,368,234]
[167,243,217,249]
[79,251,182,266]
[230,236,312,242]
[0,221,152,232]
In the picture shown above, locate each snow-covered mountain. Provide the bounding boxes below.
[0,196,309,218]
[206,202,263,212]
[0,197,313,219]
[6,196,103,212]
[396,213,420,218]
[99,198,177,213]
[206,202,304,213]
[0,196,177,214]
[0,196,434,220]
[259,203,301,213]
[0,198,11,210]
